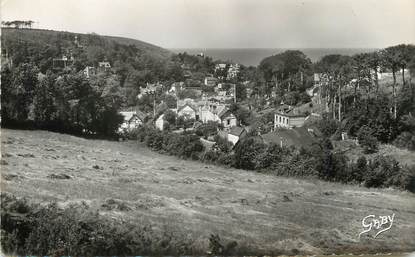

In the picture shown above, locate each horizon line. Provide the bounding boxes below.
[168,47,381,50]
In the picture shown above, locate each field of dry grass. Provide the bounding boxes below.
[1,129,415,255]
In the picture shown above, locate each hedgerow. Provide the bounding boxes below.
[136,126,415,192]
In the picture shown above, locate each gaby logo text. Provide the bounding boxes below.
[359,213,395,239]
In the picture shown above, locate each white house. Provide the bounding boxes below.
[155,114,166,131]
[98,61,111,69]
[199,103,226,123]
[199,105,221,123]
[219,109,238,129]
[137,83,162,99]
[227,126,246,145]
[274,105,308,129]
[227,63,240,80]
[218,126,247,145]
[177,104,198,120]
[169,82,184,94]
[215,63,227,71]
[118,111,145,133]
[83,66,96,78]
[204,76,218,87]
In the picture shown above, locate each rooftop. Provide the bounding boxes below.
[261,127,320,149]
[229,126,245,136]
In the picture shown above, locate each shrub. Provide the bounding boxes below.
[233,137,267,170]
[195,121,220,138]
[135,125,412,192]
[390,165,415,192]
[364,156,400,188]
[393,132,415,150]
[216,153,235,167]
[357,126,379,154]
[138,126,204,159]
[213,135,233,153]
[1,193,196,256]
[315,116,340,137]
[351,156,367,183]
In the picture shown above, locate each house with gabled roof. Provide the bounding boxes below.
[218,126,247,146]
[177,103,198,120]
[218,108,237,129]
[228,126,247,145]
[118,111,146,133]
[155,114,166,131]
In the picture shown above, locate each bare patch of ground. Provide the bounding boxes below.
[1,129,414,254]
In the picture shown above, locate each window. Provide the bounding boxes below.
[227,119,230,125]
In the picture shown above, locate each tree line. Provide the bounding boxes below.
[132,125,415,192]
[1,64,124,137]
[1,20,35,29]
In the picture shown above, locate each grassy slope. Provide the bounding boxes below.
[1,129,415,254]
[1,28,173,60]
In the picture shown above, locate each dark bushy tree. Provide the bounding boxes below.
[357,126,379,154]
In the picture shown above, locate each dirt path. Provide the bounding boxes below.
[1,129,415,254]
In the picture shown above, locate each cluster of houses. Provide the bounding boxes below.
[137,82,163,99]
[82,61,112,78]
[49,35,112,78]
[117,67,327,148]
[118,89,325,149]
[52,54,75,70]
[214,63,240,80]
[154,98,238,131]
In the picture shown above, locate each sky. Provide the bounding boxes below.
[1,0,415,49]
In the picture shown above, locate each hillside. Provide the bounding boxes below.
[1,129,415,255]
[0,27,180,125]
[1,28,172,62]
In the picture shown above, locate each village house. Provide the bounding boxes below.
[214,83,224,92]
[199,102,225,122]
[199,104,221,123]
[118,111,146,133]
[219,108,238,129]
[218,126,247,145]
[261,126,320,149]
[177,103,198,120]
[227,126,247,145]
[155,114,166,131]
[137,83,163,99]
[227,63,240,80]
[53,54,74,70]
[274,105,308,129]
[83,66,96,78]
[98,61,111,71]
[169,82,184,94]
[204,76,218,87]
[215,63,227,72]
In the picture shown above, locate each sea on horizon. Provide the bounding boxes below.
[170,48,377,67]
